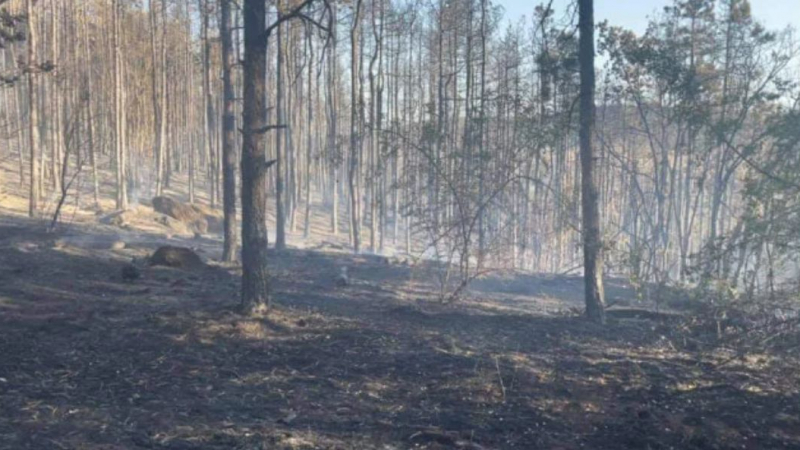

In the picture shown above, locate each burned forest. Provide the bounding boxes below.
[1,0,800,448]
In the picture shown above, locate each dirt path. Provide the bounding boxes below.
[0,217,799,450]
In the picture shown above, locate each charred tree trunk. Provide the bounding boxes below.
[220,0,239,262]
[578,0,605,324]
[240,0,271,313]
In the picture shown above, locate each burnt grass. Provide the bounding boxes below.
[0,219,799,450]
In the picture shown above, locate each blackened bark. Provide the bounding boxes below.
[578,0,605,324]
[221,0,239,263]
[241,0,270,313]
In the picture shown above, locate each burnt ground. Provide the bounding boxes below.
[0,216,799,450]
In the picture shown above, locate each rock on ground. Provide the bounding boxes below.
[149,246,205,269]
[152,196,223,235]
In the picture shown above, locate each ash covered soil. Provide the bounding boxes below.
[0,214,799,450]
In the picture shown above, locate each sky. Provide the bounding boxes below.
[498,0,800,35]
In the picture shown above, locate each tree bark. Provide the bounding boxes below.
[275,0,287,250]
[328,1,339,235]
[199,0,215,207]
[27,0,40,217]
[578,0,605,324]
[303,26,313,238]
[348,0,363,253]
[240,0,271,313]
[220,0,239,262]
[113,0,128,210]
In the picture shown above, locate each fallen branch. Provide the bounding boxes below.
[494,356,506,403]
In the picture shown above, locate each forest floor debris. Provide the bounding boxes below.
[0,216,798,450]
